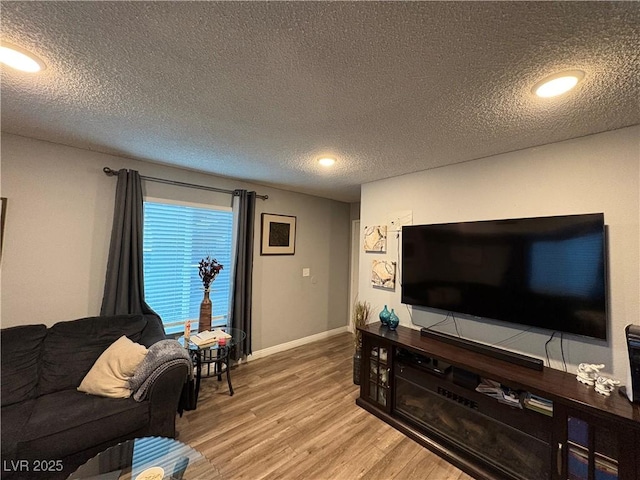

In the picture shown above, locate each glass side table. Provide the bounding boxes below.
[178,328,246,406]
[68,436,213,479]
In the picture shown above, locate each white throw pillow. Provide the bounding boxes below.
[78,335,148,398]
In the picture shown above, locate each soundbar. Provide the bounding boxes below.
[420,328,544,371]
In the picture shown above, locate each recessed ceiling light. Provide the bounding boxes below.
[0,43,46,73]
[533,70,584,98]
[318,157,336,167]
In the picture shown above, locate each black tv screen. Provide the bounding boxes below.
[401,213,607,340]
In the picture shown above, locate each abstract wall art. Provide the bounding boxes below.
[371,259,396,289]
[261,213,296,255]
[363,225,387,252]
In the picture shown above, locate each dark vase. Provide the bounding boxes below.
[353,347,362,385]
[199,288,212,332]
[379,305,391,326]
[388,309,399,330]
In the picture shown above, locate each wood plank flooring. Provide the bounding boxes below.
[176,332,474,480]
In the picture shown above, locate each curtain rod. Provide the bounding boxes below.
[103,167,268,200]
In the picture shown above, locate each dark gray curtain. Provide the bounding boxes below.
[101,169,155,316]
[230,189,256,358]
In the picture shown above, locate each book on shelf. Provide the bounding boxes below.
[190,329,232,347]
[524,402,553,416]
[523,392,553,416]
[526,397,552,408]
[528,393,553,405]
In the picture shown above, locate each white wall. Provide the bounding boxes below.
[0,133,351,351]
[360,126,639,381]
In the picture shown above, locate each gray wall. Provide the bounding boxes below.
[0,133,351,351]
[350,202,360,221]
[359,126,639,380]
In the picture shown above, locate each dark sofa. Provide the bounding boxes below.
[1,314,189,479]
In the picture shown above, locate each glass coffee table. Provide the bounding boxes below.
[68,436,212,479]
[178,328,246,407]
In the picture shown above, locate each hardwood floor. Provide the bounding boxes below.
[176,332,474,480]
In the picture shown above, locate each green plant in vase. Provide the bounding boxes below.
[352,300,371,385]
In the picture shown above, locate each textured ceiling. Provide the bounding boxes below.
[1,1,639,202]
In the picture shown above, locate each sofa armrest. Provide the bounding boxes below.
[146,363,189,438]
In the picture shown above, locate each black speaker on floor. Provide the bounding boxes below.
[624,324,640,404]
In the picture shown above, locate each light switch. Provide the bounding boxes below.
[303,268,310,277]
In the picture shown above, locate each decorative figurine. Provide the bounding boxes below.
[576,363,605,386]
[594,376,620,396]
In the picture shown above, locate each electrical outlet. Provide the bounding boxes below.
[303,268,310,277]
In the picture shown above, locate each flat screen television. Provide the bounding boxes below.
[401,213,607,340]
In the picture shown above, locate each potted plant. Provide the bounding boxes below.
[352,300,371,385]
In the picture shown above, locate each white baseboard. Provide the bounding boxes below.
[242,326,348,363]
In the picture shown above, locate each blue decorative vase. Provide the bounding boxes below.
[388,309,399,330]
[379,305,391,326]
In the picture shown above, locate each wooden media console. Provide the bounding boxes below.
[357,323,640,480]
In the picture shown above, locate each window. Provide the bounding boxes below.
[143,200,233,335]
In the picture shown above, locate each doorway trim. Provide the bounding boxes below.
[348,219,360,332]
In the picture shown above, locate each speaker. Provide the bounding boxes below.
[624,324,640,403]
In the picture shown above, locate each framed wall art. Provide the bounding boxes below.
[261,213,296,255]
[363,225,387,252]
[371,259,396,289]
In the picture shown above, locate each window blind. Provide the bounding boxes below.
[143,201,233,334]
